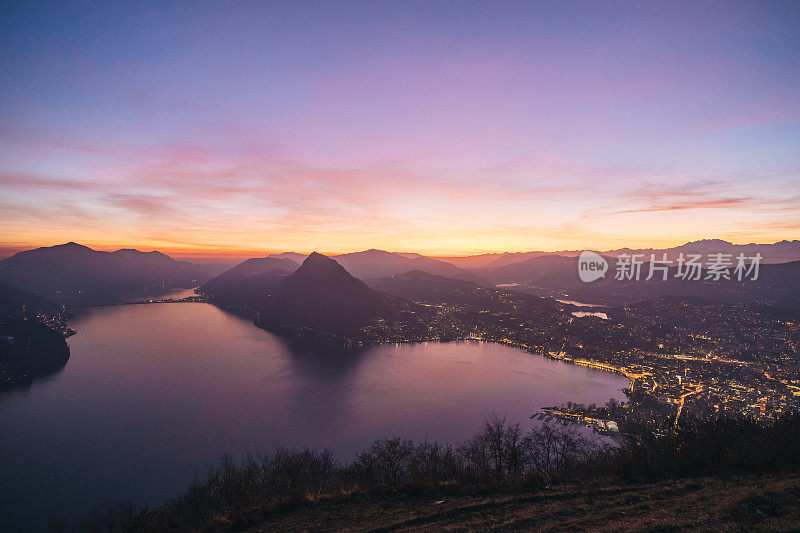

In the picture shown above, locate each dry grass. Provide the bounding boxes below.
[241,473,800,532]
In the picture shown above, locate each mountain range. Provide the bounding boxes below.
[2,239,798,312]
[0,242,215,305]
[264,248,481,281]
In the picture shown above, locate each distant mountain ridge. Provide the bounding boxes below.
[0,242,214,305]
[435,239,800,269]
[475,252,800,309]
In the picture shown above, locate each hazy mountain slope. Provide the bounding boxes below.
[267,252,308,263]
[478,254,586,287]
[333,249,476,280]
[199,257,299,307]
[432,253,505,269]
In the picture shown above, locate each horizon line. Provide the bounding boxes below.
[2,237,799,262]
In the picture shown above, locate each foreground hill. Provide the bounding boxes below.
[76,414,800,531]
[255,252,391,339]
[0,242,213,305]
[241,473,800,532]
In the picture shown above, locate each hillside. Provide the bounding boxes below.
[478,254,583,287]
[0,281,64,318]
[0,282,71,391]
[367,270,478,302]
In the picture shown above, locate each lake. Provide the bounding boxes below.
[0,302,627,530]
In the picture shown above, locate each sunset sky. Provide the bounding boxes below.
[1,1,799,258]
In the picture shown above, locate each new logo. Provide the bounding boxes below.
[578,251,608,282]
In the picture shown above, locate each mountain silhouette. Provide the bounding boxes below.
[255,252,389,337]
[0,242,212,304]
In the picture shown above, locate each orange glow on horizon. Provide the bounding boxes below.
[2,230,797,262]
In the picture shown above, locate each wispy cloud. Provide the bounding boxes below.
[610,197,751,215]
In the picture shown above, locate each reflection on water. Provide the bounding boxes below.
[556,299,602,307]
[572,311,609,319]
[0,303,626,530]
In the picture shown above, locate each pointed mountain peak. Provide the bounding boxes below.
[299,251,338,267]
[294,252,353,279]
[256,251,388,337]
[305,251,333,262]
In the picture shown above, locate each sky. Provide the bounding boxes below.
[1,1,799,258]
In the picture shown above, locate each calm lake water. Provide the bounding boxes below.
[0,302,627,530]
